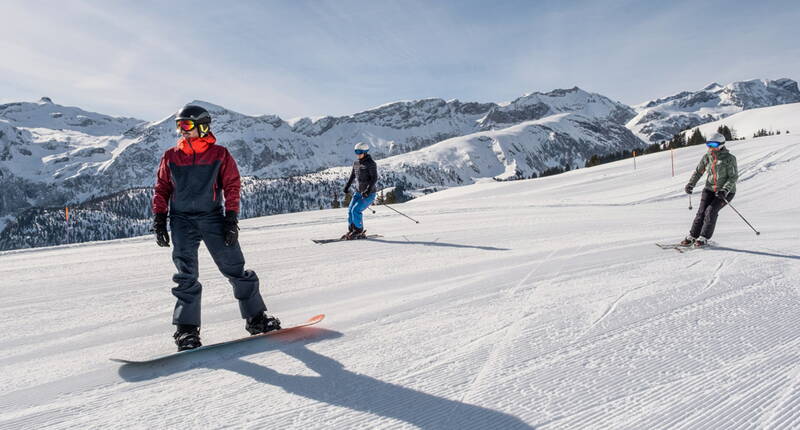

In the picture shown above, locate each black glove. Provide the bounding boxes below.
[343,186,350,194]
[152,213,170,247]
[223,211,239,247]
[684,183,694,194]
[716,190,729,200]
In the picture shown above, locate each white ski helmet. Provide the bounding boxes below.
[706,132,726,147]
[354,142,370,152]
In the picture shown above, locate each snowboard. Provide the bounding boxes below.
[312,234,382,244]
[110,314,325,364]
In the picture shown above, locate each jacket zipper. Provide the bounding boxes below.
[711,152,718,192]
[189,138,197,211]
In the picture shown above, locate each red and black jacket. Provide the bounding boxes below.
[152,133,241,215]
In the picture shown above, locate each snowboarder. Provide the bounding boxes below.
[152,104,280,351]
[681,132,739,247]
[342,142,378,240]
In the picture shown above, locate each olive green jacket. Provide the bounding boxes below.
[688,148,738,193]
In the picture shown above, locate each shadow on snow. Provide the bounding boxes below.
[117,328,533,429]
[710,246,800,260]
[369,237,510,251]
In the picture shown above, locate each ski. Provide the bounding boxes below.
[655,243,690,253]
[312,234,382,244]
[655,243,713,252]
[110,314,325,364]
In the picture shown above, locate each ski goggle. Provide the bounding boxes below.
[706,141,723,148]
[355,149,368,155]
[176,119,196,131]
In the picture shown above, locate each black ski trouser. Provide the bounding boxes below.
[689,189,735,240]
[169,212,266,327]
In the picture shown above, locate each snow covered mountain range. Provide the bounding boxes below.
[0,87,637,217]
[1,78,798,249]
[627,78,800,143]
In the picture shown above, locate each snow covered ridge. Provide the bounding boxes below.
[365,111,641,184]
[628,78,800,143]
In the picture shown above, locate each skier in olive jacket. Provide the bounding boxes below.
[152,104,280,351]
[681,132,739,247]
[342,142,378,240]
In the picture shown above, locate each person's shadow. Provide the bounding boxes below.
[118,328,533,429]
[709,246,800,260]
[370,237,510,251]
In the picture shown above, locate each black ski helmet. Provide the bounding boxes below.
[176,104,211,136]
[176,104,211,125]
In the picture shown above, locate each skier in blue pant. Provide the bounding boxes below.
[342,142,378,240]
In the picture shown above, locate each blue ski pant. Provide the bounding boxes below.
[347,192,376,229]
[169,212,267,327]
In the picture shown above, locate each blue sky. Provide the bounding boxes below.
[1,0,798,121]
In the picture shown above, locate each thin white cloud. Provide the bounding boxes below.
[1,0,798,120]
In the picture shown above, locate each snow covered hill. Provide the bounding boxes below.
[1,131,798,429]
[695,102,800,139]
[628,78,800,143]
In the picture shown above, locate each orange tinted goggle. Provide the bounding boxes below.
[176,120,196,131]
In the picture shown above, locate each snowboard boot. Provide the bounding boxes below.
[680,236,695,246]
[245,312,282,335]
[174,325,202,351]
[694,236,709,248]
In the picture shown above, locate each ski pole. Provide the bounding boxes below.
[688,194,692,210]
[723,197,760,235]
[382,203,420,224]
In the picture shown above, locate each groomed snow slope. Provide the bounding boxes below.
[1,134,798,429]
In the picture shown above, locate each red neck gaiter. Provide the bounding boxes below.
[178,132,217,155]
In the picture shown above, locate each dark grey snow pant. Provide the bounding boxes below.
[690,189,735,240]
[169,212,266,327]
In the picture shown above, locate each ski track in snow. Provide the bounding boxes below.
[698,258,730,295]
[582,280,654,335]
[1,134,800,429]
[455,247,568,406]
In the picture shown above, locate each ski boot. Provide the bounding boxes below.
[174,325,202,351]
[693,236,709,248]
[246,312,282,335]
[348,227,367,240]
[341,223,356,240]
[679,236,695,246]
